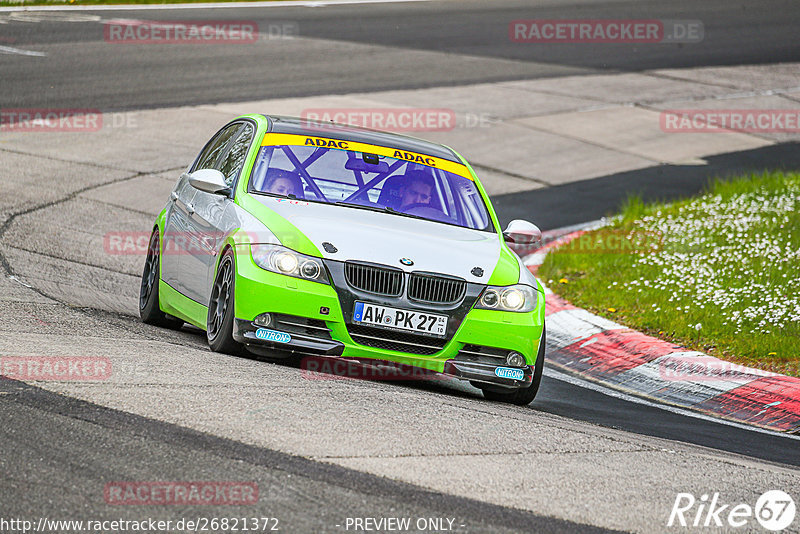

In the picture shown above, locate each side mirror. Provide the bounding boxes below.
[503,219,542,244]
[187,169,230,195]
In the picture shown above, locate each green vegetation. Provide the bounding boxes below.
[540,171,800,376]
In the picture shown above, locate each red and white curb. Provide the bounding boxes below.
[523,228,800,434]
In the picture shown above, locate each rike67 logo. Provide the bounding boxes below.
[668,491,796,531]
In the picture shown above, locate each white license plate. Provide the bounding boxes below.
[353,301,447,337]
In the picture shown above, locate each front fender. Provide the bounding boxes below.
[153,207,167,255]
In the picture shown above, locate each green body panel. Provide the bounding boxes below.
[487,249,522,286]
[153,119,546,370]
[232,114,320,255]
[231,244,545,366]
[448,147,521,286]
[236,193,320,255]
[453,307,544,360]
[159,280,207,329]
[234,244,342,322]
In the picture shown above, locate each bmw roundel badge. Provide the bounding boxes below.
[399,258,414,266]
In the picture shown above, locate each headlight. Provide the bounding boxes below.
[251,244,330,284]
[501,288,525,310]
[275,251,298,274]
[476,284,539,312]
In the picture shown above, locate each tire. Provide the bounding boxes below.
[207,248,241,354]
[139,229,184,329]
[482,327,546,406]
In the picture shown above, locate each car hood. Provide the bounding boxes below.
[253,196,506,283]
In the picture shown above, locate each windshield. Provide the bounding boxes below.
[247,136,494,232]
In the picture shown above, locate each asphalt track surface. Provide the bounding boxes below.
[1,0,800,110]
[493,142,800,228]
[2,1,800,532]
[0,378,613,534]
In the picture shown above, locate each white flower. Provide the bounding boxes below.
[591,177,799,337]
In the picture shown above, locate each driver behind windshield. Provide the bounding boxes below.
[263,169,303,197]
[398,171,434,210]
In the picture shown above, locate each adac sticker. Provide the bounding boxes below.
[255,328,291,344]
[495,367,525,381]
[304,137,349,149]
[261,133,472,180]
[391,150,437,167]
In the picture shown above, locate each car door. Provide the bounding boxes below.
[160,174,197,292]
[183,121,255,305]
[162,123,241,299]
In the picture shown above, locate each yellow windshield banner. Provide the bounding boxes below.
[261,133,472,180]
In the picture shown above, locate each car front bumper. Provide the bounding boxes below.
[442,359,533,389]
[234,250,544,389]
[232,318,345,356]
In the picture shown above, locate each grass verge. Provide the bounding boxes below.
[539,171,800,376]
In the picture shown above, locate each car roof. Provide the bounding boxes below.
[262,115,462,163]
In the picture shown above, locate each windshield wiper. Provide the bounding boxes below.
[333,201,428,221]
[254,191,329,206]
[253,191,295,200]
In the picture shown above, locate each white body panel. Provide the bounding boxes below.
[254,196,501,282]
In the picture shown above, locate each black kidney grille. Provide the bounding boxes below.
[407,274,466,304]
[344,262,403,296]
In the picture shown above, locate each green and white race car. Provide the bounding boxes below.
[140,115,546,404]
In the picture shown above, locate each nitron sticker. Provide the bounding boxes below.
[495,367,525,380]
[255,328,292,344]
